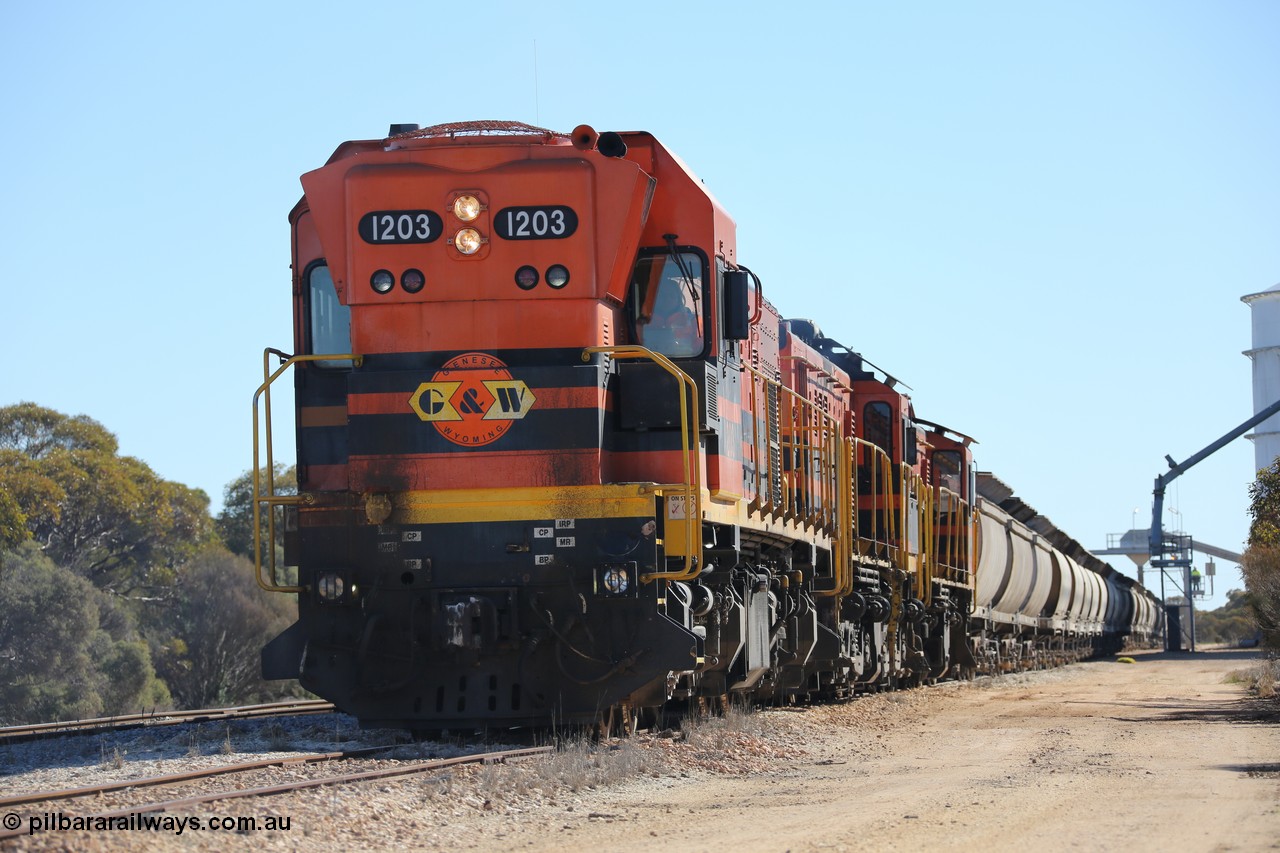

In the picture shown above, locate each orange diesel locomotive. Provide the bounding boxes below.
[255,121,1158,731]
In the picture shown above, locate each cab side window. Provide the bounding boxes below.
[933,449,963,494]
[307,263,352,367]
[864,401,893,456]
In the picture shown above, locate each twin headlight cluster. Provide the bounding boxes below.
[452,194,484,256]
[367,194,571,295]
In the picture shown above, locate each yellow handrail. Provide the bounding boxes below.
[741,364,843,523]
[742,365,773,515]
[883,451,899,552]
[738,363,849,596]
[852,438,897,561]
[932,485,971,586]
[581,346,700,582]
[833,436,855,597]
[913,472,933,605]
[252,349,362,592]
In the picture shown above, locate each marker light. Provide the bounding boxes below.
[453,195,481,222]
[401,269,425,293]
[371,270,395,293]
[454,228,483,255]
[545,264,570,288]
[515,265,539,290]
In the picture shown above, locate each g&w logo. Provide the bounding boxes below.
[408,353,536,446]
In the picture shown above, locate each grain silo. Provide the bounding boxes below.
[1243,284,1280,474]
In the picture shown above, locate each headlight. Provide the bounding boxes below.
[454,228,483,255]
[370,269,395,294]
[453,195,481,222]
[545,264,570,288]
[317,572,345,601]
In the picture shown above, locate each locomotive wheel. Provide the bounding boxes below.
[623,704,640,736]
[599,703,640,738]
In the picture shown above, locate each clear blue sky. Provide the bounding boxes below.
[3,1,1276,610]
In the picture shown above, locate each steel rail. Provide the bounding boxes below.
[0,700,335,743]
[0,745,553,841]
[0,744,399,808]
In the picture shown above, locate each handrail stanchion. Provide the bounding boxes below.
[252,350,362,593]
[582,346,700,583]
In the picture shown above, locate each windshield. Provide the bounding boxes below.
[630,251,705,358]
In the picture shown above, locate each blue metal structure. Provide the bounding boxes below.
[1148,396,1280,649]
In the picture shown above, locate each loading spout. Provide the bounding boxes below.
[1149,396,1280,563]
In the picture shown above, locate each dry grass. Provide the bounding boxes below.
[262,721,293,751]
[537,736,661,792]
[464,734,663,807]
[1225,659,1280,698]
[1256,663,1277,699]
[100,745,125,770]
[459,707,788,808]
[681,704,768,749]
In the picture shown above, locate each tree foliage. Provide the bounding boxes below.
[0,543,170,725]
[1244,460,1280,649]
[1248,459,1280,547]
[1194,589,1262,646]
[0,402,117,458]
[0,487,26,551]
[216,464,296,562]
[0,403,306,720]
[148,547,300,708]
[1241,547,1280,649]
[0,403,213,595]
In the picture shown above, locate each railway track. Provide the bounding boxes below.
[0,744,553,841]
[0,699,335,744]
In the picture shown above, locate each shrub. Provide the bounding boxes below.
[1240,546,1280,650]
[0,543,169,724]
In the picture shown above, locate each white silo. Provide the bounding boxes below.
[1243,283,1280,473]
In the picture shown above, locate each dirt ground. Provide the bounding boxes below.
[453,648,1278,853]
